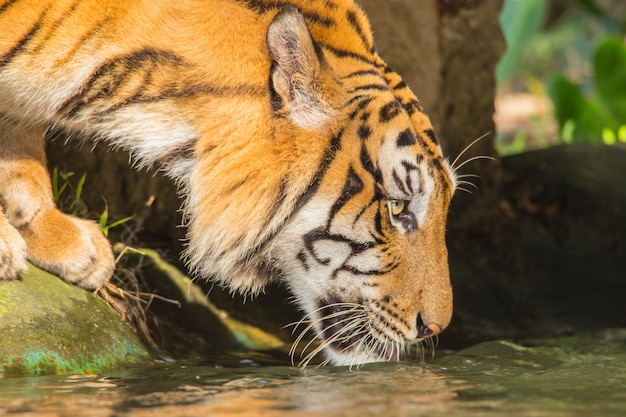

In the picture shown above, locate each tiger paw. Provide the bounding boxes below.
[0,215,29,280]
[21,208,115,289]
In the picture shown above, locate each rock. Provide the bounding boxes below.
[0,247,286,377]
[445,144,626,347]
[0,265,149,377]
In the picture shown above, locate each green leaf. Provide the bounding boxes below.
[548,75,607,142]
[497,0,548,83]
[618,125,626,142]
[105,216,135,231]
[547,76,586,128]
[562,120,576,144]
[75,173,86,202]
[602,127,617,145]
[593,37,626,123]
[98,205,109,235]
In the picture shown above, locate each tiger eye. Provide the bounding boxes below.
[389,199,405,216]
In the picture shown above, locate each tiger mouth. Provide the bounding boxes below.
[319,303,367,353]
[313,299,410,365]
[289,297,420,367]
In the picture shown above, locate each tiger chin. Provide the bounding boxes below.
[0,0,456,366]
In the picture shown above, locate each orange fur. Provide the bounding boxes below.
[0,0,456,365]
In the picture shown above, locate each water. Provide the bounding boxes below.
[1,332,625,417]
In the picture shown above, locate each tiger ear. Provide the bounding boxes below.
[266,7,334,130]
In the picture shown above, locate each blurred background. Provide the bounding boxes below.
[496,0,626,154]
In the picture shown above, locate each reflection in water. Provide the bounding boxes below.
[1,364,458,417]
[1,334,626,417]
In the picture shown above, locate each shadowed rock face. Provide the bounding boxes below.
[444,144,626,347]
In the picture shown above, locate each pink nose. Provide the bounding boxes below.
[416,313,442,338]
[425,323,442,337]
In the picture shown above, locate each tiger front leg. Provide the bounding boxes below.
[0,123,114,289]
[0,205,28,279]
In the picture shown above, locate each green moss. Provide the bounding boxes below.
[0,265,149,377]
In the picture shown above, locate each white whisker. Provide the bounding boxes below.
[451,131,492,170]
[320,326,371,367]
[296,311,367,367]
[456,180,480,193]
[455,173,482,180]
[298,313,365,360]
[453,155,496,172]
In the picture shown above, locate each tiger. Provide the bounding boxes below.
[0,0,456,366]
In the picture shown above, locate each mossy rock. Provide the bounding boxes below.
[0,265,150,377]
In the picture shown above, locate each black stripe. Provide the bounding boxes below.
[379,100,401,123]
[327,166,364,229]
[346,9,372,52]
[415,131,436,157]
[427,158,448,195]
[303,226,377,273]
[303,227,333,265]
[342,69,381,79]
[343,94,372,109]
[374,208,384,239]
[396,129,416,147]
[346,96,372,120]
[348,83,389,94]
[333,262,397,279]
[200,143,218,156]
[104,83,263,114]
[243,0,334,27]
[262,175,289,234]
[424,128,440,146]
[321,42,381,67]
[0,8,47,68]
[403,98,422,115]
[392,168,408,195]
[305,12,334,27]
[359,142,382,184]
[351,193,373,225]
[391,80,407,90]
[296,249,310,272]
[402,160,419,172]
[357,124,371,140]
[293,130,343,212]
[0,0,19,14]
[58,48,183,117]
[401,160,419,194]
[32,1,81,53]
[59,48,263,118]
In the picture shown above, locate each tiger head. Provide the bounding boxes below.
[186,5,456,366]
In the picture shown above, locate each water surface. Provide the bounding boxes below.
[1,332,625,417]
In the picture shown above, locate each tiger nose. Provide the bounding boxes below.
[416,313,442,338]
